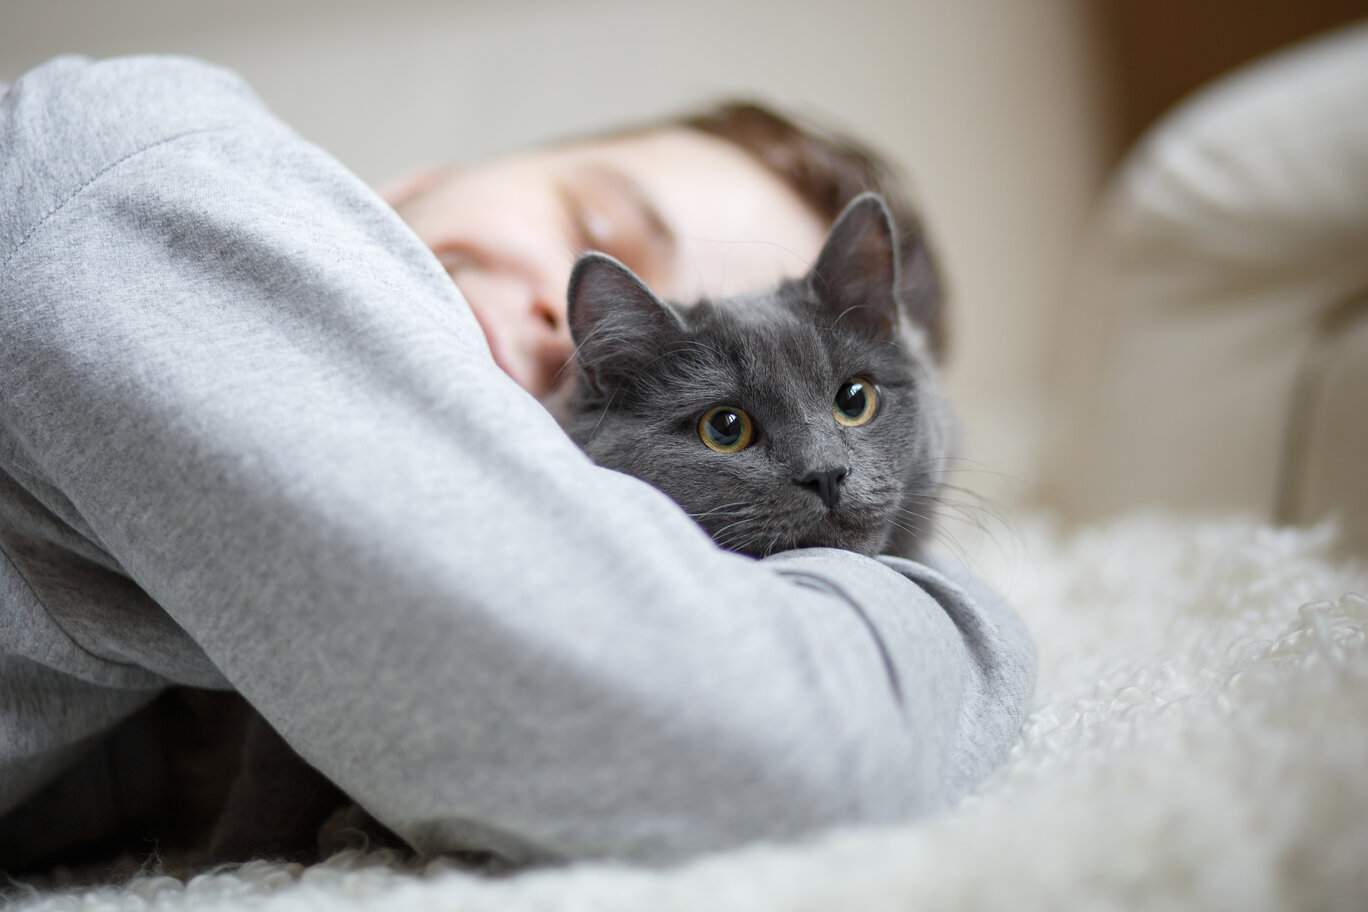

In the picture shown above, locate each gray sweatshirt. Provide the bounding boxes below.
[0,56,1034,868]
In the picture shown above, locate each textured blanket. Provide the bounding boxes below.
[7,512,1366,910]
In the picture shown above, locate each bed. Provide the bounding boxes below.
[10,511,1364,910]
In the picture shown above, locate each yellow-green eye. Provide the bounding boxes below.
[833,377,878,427]
[698,406,755,453]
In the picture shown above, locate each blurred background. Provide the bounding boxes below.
[5,0,1366,543]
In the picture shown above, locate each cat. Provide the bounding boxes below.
[561,192,952,559]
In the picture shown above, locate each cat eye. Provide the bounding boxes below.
[833,377,878,427]
[698,405,755,454]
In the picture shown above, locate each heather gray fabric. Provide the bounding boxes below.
[0,56,1034,866]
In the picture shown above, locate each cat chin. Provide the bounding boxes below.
[764,522,891,558]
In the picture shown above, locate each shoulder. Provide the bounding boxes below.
[3,54,268,148]
[1,55,281,264]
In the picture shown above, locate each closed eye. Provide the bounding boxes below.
[556,164,676,283]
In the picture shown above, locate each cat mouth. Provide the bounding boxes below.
[789,534,880,555]
[785,514,887,555]
[703,507,890,557]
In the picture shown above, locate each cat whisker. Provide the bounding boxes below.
[829,304,867,331]
[919,484,1017,542]
[902,498,988,534]
[897,492,1022,568]
[718,525,765,556]
[706,520,746,540]
[551,325,603,385]
[706,515,763,548]
[687,500,752,521]
[927,457,1026,484]
[898,500,986,541]
[558,320,635,379]
[764,528,785,558]
[678,235,810,271]
[928,459,1017,475]
[584,387,620,444]
[890,514,976,569]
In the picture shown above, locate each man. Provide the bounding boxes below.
[0,55,1033,873]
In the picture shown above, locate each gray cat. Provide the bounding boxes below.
[562,193,952,559]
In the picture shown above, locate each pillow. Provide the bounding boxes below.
[1043,22,1368,556]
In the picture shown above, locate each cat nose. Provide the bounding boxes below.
[795,466,850,510]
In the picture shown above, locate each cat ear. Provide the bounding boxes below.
[808,193,900,339]
[566,252,684,389]
[896,220,946,359]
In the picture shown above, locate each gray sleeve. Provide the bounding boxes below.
[0,56,1034,864]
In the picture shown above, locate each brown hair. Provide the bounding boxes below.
[676,101,947,358]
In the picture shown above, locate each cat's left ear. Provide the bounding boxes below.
[807,193,901,340]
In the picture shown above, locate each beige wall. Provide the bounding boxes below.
[2,0,1115,509]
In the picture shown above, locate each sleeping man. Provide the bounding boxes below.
[0,56,1034,873]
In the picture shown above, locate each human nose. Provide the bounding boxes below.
[449,265,574,398]
[525,293,576,396]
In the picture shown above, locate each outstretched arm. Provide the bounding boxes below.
[0,56,1033,864]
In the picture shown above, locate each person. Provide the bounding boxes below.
[0,55,1034,874]
[379,98,949,405]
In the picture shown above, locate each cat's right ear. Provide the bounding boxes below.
[566,253,684,392]
[807,193,901,340]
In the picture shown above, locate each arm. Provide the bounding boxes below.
[0,56,1033,864]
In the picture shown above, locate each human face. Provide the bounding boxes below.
[386,128,827,401]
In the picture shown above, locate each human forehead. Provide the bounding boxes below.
[540,128,827,297]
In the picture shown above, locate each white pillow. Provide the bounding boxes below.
[1043,22,1368,555]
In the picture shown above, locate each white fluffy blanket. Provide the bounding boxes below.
[9,513,1367,911]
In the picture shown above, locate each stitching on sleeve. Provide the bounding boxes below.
[1,126,233,278]
[775,567,906,708]
[0,539,154,676]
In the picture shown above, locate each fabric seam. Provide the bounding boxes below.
[1,126,233,279]
[0,522,151,676]
[774,567,906,708]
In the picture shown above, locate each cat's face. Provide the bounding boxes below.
[562,194,950,557]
